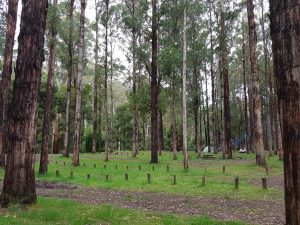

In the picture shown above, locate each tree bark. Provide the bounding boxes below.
[51,113,61,154]
[0,0,19,167]
[39,0,58,174]
[158,110,164,155]
[0,0,48,206]
[104,0,110,162]
[270,2,300,223]
[72,0,86,166]
[193,66,201,155]
[171,73,177,160]
[220,2,232,159]
[182,0,188,170]
[63,0,75,158]
[150,0,158,164]
[247,0,266,167]
[92,0,100,154]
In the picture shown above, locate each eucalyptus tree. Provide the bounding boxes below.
[0,0,48,206]
[63,0,75,157]
[39,0,59,174]
[0,0,19,167]
[72,0,86,166]
[270,1,300,223]
[246,0,266,167]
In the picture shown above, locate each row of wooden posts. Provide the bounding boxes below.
[55,161,270,175]
[54,170,268,189]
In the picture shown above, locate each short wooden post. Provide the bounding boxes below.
[152,165,155,171]
[64,162,66,166]
[167,165,169,172]
[139,165,141,171]
[173,175,177,185]
[104,164,107,169]
[106,175,109,181]
[223,166,226,173]
[83,163,85,167]
[126,165,129,170]
[87,174,90,180]
[125,174,128,181]
[56,161,58,165]
[235,177,239,189]
[115,165,118,170]
[202,176,205,187]
[262,178,267,189]
[56,170,59,177]
[147,173,151,183]
[70,172,73,178]
[94,164,96,168]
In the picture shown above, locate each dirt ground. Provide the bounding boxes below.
[21,180,285,225]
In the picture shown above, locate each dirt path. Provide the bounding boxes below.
[20,181,284,225]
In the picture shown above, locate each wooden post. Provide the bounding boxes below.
[235,177,239,189]
[56,170,59,177]
[83,163,85,167]
[56,161,58,165]
[152,165,155,171]
[262,178,267,189]
[70,171,73,178]
[147,173,151,183]
[223,166,226,173]
[202,176,205,187]
[106,174,109,181]
[167,165,169,172]
[126,165,128,170]
[139,165,141,171]
[104,164,106,169]
[87,174,90,179]
[125,174,128,181]
[64,161,66,166]
[173,175,176,185]
[94,164,96,168]
[115,165,118,170]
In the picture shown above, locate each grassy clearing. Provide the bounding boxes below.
[0,197,245,225]
[0,151,284,201]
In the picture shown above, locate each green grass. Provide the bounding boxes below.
[0,151,284,201]
[0,197,245,225]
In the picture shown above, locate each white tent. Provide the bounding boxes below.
[202,146,215,153]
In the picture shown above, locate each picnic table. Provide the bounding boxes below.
[202,154,215,160]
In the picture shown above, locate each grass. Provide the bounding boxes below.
[0,151,284,201]
[0,151,281,201]
[0,197,245,225]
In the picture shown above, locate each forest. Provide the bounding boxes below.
[0,0,299,225]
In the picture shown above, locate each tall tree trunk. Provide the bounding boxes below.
[220,2,232,159]
[92,0,100,154]
[171,73,177,160]
[247,0,266,167]
[241,21,249,149]
[150,0,158,164]
[270,1,300,223]
[204,62,211,150]
[39,0,58,174]
[209,7,217,149]
[0,0,19,167]
[109,38,114,153]
[0,0,47,206]
[52,113,61,154]
[131,0,138,158]
[104,0,110,162]
[72,0,86,166]
[158,110,164,155]
[182,0,188,170]
[193,66,201,155]
[260,0,273,156]
[63,0,75,157]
